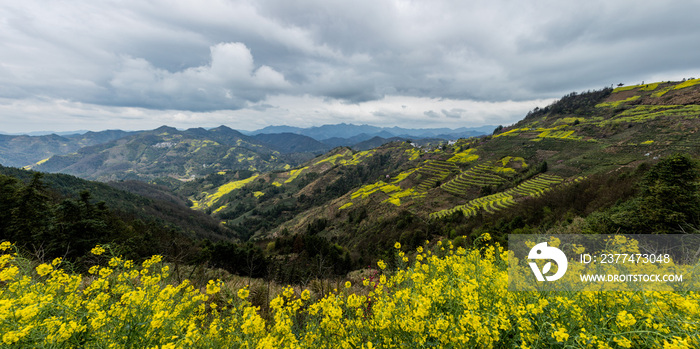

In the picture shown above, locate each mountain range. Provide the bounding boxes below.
[0,123,493,180]
[248,123,494,141]
[2,78,699,283]
[0,130,135,168]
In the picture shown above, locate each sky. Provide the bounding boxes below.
[1,0,699,133]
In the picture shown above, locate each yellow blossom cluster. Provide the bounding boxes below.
[0,239,698,348]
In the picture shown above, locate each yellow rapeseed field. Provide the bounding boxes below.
[0,238,697,348]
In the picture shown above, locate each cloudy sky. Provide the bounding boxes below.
[1,0,699,133]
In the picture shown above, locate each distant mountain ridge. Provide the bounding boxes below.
[32,125,309,181]
[0,130,136,168]
[1,124,492,170]
[247,123,494,141]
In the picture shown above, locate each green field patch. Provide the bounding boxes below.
[554,117,586,125]
[390,168,418,183]
[447,148,479,163]
[331,149,376,166]
[537,130,577,140]
[595,95,641,108]
[351,181,390,199]
[604,105,700,124]
[284,166,309,184]
[192,174,260,209]
[652,86,673,97]
[212,204,228,214]
[492,127,530,138]
[612,85,639,93]
[405,147,422,161]
[415,160,459,192]
[382,197,401,206]
[673,78,700,90]
[639,83,659,91]
[315,153,348,166]
[440,162,507,196]
[431,174,563,219]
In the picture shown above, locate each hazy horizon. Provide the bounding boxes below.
[0,122,499,137]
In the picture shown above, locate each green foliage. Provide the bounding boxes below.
[638,153,700,232]
[574,154,700,235]
[0,168,228,270]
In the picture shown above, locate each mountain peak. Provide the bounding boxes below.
[153,125,178,133]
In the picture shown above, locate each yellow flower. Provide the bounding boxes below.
[345,281,352,289]
[613,336,632,348]
[237,287,249,300]
[35,263,53,276]
[301,289,311,301]
[347,294,363,308]
[617,310,636,328]
[0,266,19,282]
[552,327,569,342]
[394,242,401,249]
[2,331,20,345]
[377,260,386,270]
[0,241,12,251]
[206,280,221,295]
[91,245,106,256]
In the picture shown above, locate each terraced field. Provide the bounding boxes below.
[414,160,459,192]
[440,162,506,196]
[430,174,564,219]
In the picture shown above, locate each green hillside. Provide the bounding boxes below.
[2,79,698,284]
[0,130,134,168]
[177,79,700,282]
[0,165,235,268]
[1,79,699,349]
[33,126,314,182]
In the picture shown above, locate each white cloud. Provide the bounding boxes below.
[105,42,290,110]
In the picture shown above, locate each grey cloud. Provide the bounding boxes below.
[2,0,700,131]
[424,110,440,118]
[442,109,465,119]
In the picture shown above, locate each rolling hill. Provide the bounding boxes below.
[175,78,700,281]
[2,78,699,284]
[0,129,135,168]
[33,125,312,182]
